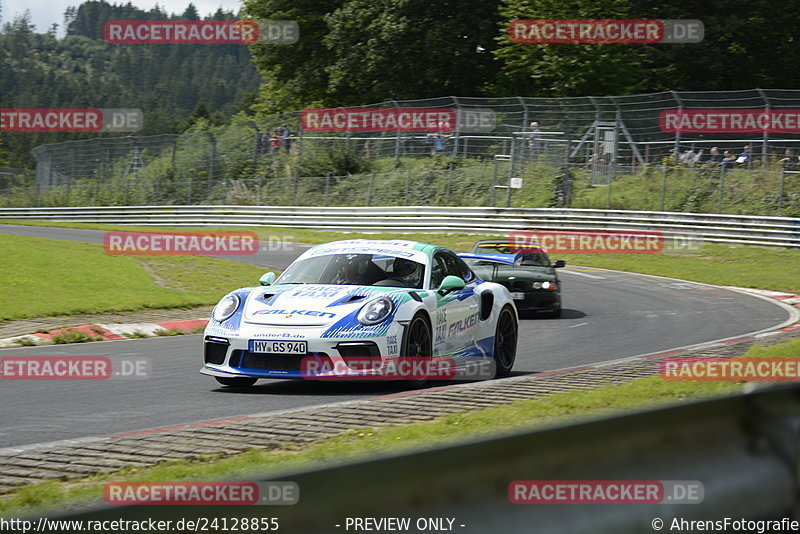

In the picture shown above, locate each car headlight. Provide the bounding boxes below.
[357,297,394,325]
[213,293,240,322]
[532,281,558,290]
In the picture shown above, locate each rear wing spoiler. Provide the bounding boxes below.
[457,252,522,266]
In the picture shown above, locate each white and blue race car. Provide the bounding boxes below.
[201,239,519,387]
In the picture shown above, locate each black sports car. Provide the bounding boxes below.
[466,239,565,318]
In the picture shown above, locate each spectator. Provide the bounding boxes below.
[778,148,799,170]
[428,120,453,154]
[269,131,281,153]
[735,144,752,166]
[528,121,541,157]
[259,132,271,154]
[278,124,292,153]
[706,147,724,165]
[721,150,737,169]
[588,144,606,166]
[679,148,702,166]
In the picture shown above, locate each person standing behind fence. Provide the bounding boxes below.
[428,120,452,155]
[706,147,723,165]
[736,144,752,167]
[722,150,737,169]
[527,121,541,158]
[259,132,271,154]
[279,125,292,153]
[778,148,799,170]
[270,130,282,153]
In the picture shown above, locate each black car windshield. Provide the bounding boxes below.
[475,243,551,266]
[275,253,425,288]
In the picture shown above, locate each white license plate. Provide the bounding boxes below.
[511,292,526,300]
[249,340,307,354]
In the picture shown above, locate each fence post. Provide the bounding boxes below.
[757,88,770,169]
[35,183,40,207]
[258,173,264,205]
[446,163,453,204]
[405,169,411,205]
[292,175,298,205]
[778,167,785,213]
[188,175,193,204]
[506,137,516,208]
[206,132,217,185]
[367,171,375,206]
[718,164,726,213]
[324,173,331,207]
[491,157,499,207]
[660,164,668,211]
[451,96,461,157]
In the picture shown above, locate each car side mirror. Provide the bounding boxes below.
[259,272,276,286]
[438,275,465,296]
[553,260,566,268]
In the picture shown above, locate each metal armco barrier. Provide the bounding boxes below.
[51,384,800,532]
[1,205,799,248]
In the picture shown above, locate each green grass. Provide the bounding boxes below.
[0,233,268,321]
[0,223,798,320]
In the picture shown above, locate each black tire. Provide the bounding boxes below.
[215,376,258,388]
[493,305,518,378]
[549,306,562,319]
[400,313,433,387]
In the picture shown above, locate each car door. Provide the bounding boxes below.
[430,251,480,358]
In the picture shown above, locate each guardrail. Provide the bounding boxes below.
[51,384,800,532]
[1,205,799,248]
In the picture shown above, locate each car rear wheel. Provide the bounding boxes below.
[400,313,432,387]
[494,305,518,378]
[215,376,258,388]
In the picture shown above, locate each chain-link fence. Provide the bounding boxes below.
[4,89,800,215]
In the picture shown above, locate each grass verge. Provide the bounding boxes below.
[2,221,797,294]
[0,233,268,321]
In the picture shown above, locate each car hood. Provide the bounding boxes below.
[472,265,557,283]
[242,284,403,326]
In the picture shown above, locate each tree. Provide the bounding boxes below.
[181,4,200,21]
[491,0,651,97]
[244,0,341,112]
[491,0,800,96]
[245,0,501,110]
[322,0,501,103]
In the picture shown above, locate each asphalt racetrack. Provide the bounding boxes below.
[0,225,792,448]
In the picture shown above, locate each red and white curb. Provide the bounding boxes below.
[0,318,208,348]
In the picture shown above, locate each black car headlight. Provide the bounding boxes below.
[533,281,558,290]
[357,297,394,325]
[212,293,240,322]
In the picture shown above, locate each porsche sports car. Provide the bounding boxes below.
[466,239,564,318]
[201,239,519,387]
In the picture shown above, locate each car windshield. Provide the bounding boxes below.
[275,253,425,288]
[475,243,550,266]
